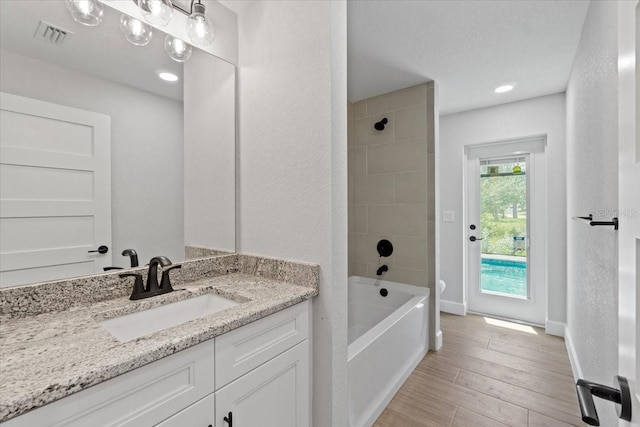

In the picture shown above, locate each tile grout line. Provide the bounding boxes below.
[452,367,461,383]
[453,369,577,426]
[449,366,580,420]
[449,405,459,427]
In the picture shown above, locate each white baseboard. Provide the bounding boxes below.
[440,299,467,316]
[434,329,443,350]
[545,320,565,337]
[564,325,583,381]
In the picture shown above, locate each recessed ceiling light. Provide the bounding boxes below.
[158,72,179,82]
[495,84,514,94]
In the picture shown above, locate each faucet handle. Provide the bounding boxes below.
[160,265,181,292]
[120,273,146,300]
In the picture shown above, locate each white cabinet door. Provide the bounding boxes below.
[0,92,112,287]
[215,340,310,427]
[155,393,215,427]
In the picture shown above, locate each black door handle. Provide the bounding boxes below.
[576,375,631,425]
[469,236,483,242]
[223,411,233,426]
[88,245,109,254]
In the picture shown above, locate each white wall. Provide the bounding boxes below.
[439,93,567,326]
[0,48,185,265]
[184,48,236,253]
[565,1,619,425]
[234,1,348,425]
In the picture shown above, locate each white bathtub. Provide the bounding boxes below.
[347,276,430,427]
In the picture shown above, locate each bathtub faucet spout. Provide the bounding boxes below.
[377,265,388,276]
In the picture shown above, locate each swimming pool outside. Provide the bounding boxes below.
[481,256,527,297]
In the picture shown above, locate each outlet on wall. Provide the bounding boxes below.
[442,211,455,222]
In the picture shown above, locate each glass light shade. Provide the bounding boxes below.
[186,3,214,46]
[120,14,153,46]
[164,35,192,62]
[137,0,173,27]
[65,0,104,26]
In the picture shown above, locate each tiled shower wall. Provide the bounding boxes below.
[348,83,436,288]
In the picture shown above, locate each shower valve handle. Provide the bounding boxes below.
[469,236,483,242]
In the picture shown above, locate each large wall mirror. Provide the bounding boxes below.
[0,0,236,287]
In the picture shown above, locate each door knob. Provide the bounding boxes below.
[88,245,109,254]
[576,375,632,425]
[469,236,483,242]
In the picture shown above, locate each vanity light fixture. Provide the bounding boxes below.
[133,0,214,46]
[137,0,173,27]
[120,14,153,46]
[158,71,179,82]
[165,35,193,62]
[494,84,515,94]
[65,0,104,26]
[186,2,214,46]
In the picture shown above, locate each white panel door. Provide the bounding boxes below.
[618,1,640,425]
[0,92,111,287]
[215,340,310,427]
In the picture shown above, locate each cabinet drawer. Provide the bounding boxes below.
[155,393,215,427]
[215,300,309,389]
[2,340,215,427]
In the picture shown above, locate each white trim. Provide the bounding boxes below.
[440,299,467,316]
[435,329,443,350]
[564,325,583,381]
[465,135,547,158]
[544,320,565,337]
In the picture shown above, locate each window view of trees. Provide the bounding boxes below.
[480,162,527,257]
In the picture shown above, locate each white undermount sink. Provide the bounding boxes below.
[100,293,239,342]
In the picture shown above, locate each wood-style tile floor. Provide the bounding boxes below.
[374,313,583,427]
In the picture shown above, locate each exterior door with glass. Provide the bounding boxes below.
[466,140,546,325]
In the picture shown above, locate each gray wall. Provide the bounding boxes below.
[1,48,185,265]
[439,93,567,325]
[565,1,619,425]
[234,1,348,425]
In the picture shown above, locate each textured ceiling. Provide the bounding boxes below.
[348,0,590,115]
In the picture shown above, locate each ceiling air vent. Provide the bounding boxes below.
[34,21,73,46]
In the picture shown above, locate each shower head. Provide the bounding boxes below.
[374,118,388,131]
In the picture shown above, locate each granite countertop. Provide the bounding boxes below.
[0,267,318,422]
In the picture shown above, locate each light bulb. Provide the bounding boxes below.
[164,35,192,62]
[186,3,214,46]
[120,14,153,46]
[65,0,104,26]
[137,0,173,27]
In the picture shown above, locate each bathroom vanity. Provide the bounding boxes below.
[0,254,318,426]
